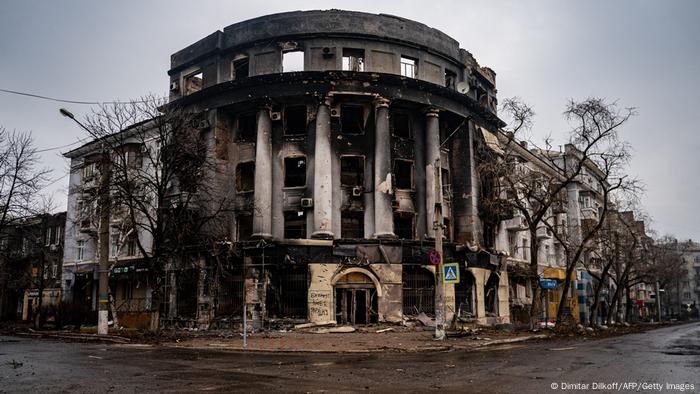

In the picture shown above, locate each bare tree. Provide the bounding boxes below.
[0,128,50,319]
[485,97,636,328]
[74,95,230,323]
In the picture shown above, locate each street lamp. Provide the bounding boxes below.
[59,108,111,336]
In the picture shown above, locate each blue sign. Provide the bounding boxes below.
[540,279,557,289]
[443,263,460,284]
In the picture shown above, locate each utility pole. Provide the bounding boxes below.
[434,157,445,340]
[60,108,111,335]
[96,150,111,335]
[655,280,662,322]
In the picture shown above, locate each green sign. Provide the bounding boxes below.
[443,263,460,284]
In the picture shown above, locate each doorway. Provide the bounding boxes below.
[334,272,378,325]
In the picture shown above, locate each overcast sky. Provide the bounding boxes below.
[1,1,698,240]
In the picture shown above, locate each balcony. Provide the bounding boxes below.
[504,214,526,230]
[536,226,552,239]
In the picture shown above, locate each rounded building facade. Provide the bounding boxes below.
[166,10,510,327]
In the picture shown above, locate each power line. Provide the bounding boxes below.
[0,87,164,105]
[35,137,93,153]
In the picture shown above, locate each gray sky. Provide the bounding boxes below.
[1,1,698,240]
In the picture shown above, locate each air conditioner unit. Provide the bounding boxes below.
[49,244,58,252]
[352,186,363,197]
[330,105,341,117]
[270,112,282,121]
[197,119,211,129]
[169,81,180,92]
[321,47,335,59]
[300,198,313,208]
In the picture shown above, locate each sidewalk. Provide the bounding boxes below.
[162,325,549,353]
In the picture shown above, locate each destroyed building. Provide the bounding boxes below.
[62,10,511,328]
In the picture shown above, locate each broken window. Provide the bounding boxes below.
[284,211,306,239]
[342,48,364,72]
[110,233,119,257]
[485,272,499,315]
[400,56,417,78]
[284,105,307,136]
[341,211,364,239]
[393,159,414,190]
[282,50,304,72]
[231,55,249,81]
[445,69,457,89]
[184,71,203,95]
[265,265,308,318]
[391,111,411,139]
[176,269,198,319]
[441,168,451,200]
[238,113,257,142]
[508,231,517,257]
[335,272,378,325]
[126,235,137,256]
[340,104,365,134]
[340,156,364,186]
[284,156,306,187]
[235,161,255,192]
[455,269,476,317]
[402,265,435,315]
[217,266,244,317]
[394,212,415,239]
[237,215,253,241]
[522,238,528,260]
[82,161,97,180]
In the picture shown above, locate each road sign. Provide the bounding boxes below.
[443,263,460,284]
[428,249,441,265]
[540,279,557,289]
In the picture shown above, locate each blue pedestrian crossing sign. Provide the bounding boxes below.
[443,263,460,284]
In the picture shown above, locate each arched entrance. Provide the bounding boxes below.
[334,271,378,325]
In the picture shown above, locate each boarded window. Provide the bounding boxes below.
[394,159,414,190]
[340,156,364,186]
[394,212,414,239]
[341,211,364,239]
[238,113,256,142]
[237,215,253,241]
[342,48,364,72]
[400,56,417,78]
[392,111,411,139]
[184,71,203,95]
[284,105,307,135]
[282,50,304,72]
[236,161,255,192]
[402,265,435,315]
[231,56,249,80]
[284,157,306,187]
[340,104,365,134]
[284,211,306,239]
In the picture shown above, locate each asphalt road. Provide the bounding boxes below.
[1,323,698,393]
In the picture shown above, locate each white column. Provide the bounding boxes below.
[252,107,273,239]
[373,98,395,239]
[425,108,441,239]
[312,99,334,239]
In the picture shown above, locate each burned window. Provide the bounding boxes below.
[184,71,203,95]
[284,211,306,239]
[238,113,257,142]
[441,168,451,200]
[393,159,414,190]
[176,269,198,319]
[284,105,307,136]
[340,156,364,186]
[282,50,304,72]
[231,55,249,81]
[402,265,434,315]
[455,270,475,317]
[266,265,308,319]
[236,161,255,192]
[217,266,244,317]
[400,56,417,78]
[445,69,457,89]
[391,111,411,139]
[342,48,364,71]
[340,104,365,134]
[341,211,364,239]
[284,157,306,187]
[485,273,499,315]
[394,212,415,239]
[237,215,253,241]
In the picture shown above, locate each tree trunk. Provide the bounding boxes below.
[528,232,541,329]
